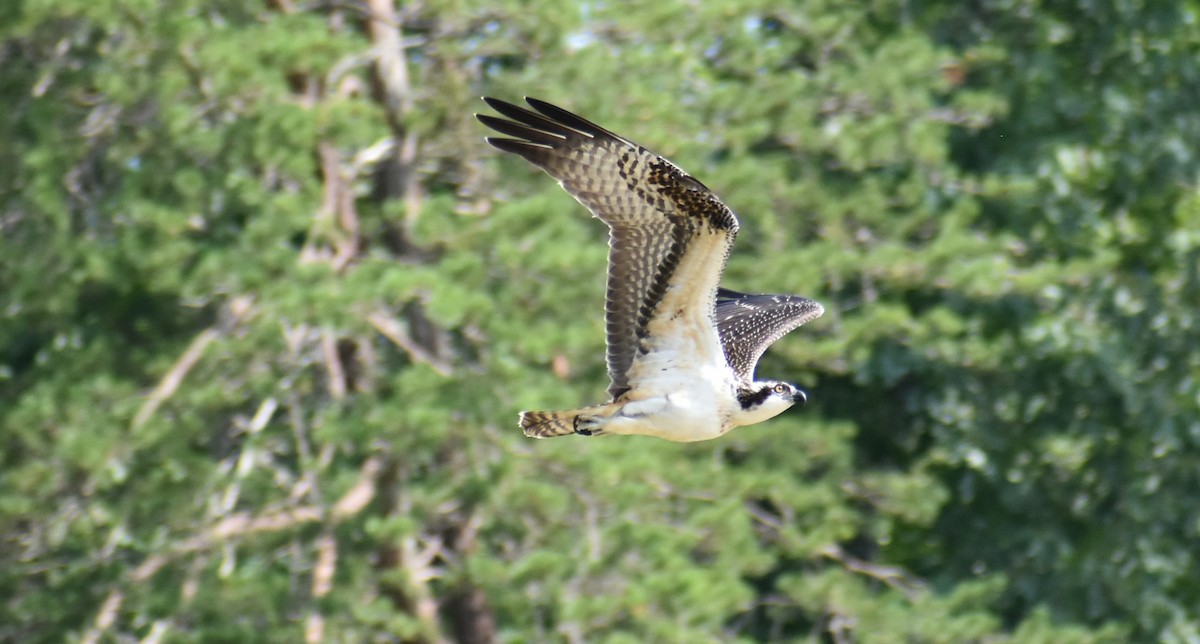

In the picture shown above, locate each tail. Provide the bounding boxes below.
[518,403,621,438]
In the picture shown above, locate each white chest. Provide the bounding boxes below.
[603,282,750,441]
[604,365,742,442]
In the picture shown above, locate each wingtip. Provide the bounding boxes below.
[523,96,554,112]
[480,96,507,112]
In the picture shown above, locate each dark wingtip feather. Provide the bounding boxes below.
[524,97,615,140]
[477,114,566,146]
[484,137,554,164]
[479,96,585,139]
[481,96,512,111]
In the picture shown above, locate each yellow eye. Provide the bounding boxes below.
[773,384,788,394]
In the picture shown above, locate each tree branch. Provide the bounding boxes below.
[132,328,218,430]
[818,544,926,599]
[368,311,453,376]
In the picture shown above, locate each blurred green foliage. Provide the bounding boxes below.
[2,0,1197,641]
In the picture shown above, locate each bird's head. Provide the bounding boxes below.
[734,380,806,427]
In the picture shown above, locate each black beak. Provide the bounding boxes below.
[792,388,808,406]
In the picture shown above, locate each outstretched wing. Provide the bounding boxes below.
[478,97,739,399]
[715,288,824,382]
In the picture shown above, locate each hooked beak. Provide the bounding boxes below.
[792,388,808,406]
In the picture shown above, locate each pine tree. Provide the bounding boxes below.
[2,0,1195,641]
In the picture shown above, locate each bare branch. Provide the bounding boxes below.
[401,534,449,641]
[368,311,453,376]
[142,620,171,644]
[80,589,123,644]
[131,554,169,582]
[181,507,325,551]
[332,456,383,519]
[818,544,927,599]
[365,0,414,119]
[321,330,348,400]
[132,296,253,430]
[132,328,218,430]
[350,137,397,175]
[248,397,279,434]
[364,0,424,243]
[304,613,325,644]
[301,143,360,271]
[125,455,384,589]
[312,532,337,598]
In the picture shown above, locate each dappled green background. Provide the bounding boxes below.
[2,0,1198,641]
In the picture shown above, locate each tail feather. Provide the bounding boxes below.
[518,404,620,438]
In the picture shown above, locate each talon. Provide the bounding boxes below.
[573,414,598,436]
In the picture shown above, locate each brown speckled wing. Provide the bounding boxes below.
[714,288,824,382]
[478,97,739,399]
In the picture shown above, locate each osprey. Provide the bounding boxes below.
[478,97,824,442]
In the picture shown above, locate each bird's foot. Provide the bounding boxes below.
[573,414,604,436]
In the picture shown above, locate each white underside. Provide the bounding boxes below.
[603,363,738,442]
[600,370,794,442]
[596,257,795,441]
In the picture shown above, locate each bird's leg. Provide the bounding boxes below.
[572,414,605,436]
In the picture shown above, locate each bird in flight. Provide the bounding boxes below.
[477,97,824,442]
